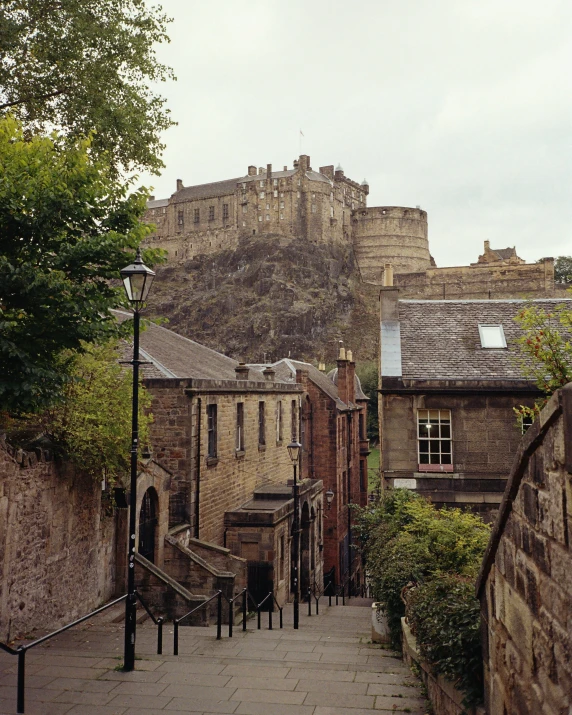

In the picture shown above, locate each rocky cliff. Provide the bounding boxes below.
[146,234,379,364]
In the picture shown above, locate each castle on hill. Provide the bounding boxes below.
[144,154,557,299]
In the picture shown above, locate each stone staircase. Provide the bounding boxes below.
[0,598,430,714]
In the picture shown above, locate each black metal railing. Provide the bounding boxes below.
[134,590,165,655]
[173,590,223,655]
[0,594,128,714]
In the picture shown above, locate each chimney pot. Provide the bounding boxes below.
[383,264,394,287]
[149,195,155,201]
[347,350,353,362]
[339,345,346,361]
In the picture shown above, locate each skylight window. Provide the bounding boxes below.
[478,324,507,349]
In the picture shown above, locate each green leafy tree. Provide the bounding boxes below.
[0,115,162,413]
[513,301,572,424]
[554,256,572,284]
[43,341,152,481]
[0,0,175,173]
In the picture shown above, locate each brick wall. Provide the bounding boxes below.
[0,442,118,641]
[477,385,572,714]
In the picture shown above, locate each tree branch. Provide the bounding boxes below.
[0,88,69,110]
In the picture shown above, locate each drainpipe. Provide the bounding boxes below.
[347,412,352,592]
[194,398,202,538]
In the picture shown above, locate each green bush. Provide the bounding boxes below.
[407,574,483,710]
[355,489,489,705]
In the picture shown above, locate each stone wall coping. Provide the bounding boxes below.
[165,534,235,579]
[380,378,541,395]
[0,436,53,467]
[187,535,247,562]
[476,384,572,596]
[143,376,301,394]
[134,552,208,602]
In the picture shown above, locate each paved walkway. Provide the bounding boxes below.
[0,599,429,715]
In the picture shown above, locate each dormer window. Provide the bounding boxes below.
[478,324,507,349]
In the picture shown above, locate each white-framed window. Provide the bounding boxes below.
[260,191,265,199]
[280,201,284,209]
[242,205,247,213]
[280,213,284,220]
[266,203,270,210]
[258,215,262,222]
[274,190,278,197]
[260,180,264,187]
[417,409,452,469]
[207,404,218,458]
[297,191,300,198]
[266,214,270,221]
[478,324,507,349]
[273,178,278,186]
[280,192,284,197]
[311,204,316,213]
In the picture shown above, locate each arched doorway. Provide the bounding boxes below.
[300,501,311,595]
[138,487,158,563]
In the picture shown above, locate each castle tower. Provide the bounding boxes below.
[352,206,431,282]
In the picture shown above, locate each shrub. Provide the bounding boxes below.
[355,489,489,705]
[407,574,483,710]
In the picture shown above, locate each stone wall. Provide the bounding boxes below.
[0,442,118,641]
[477,385,572,714]
[394,258,555,300]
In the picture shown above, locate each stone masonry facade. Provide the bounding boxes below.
[477,385,572,714]
[0,440,118,641]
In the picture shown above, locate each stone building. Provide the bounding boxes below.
[252,351,370,595]
[477,385,572,714]
[115,311,326,609]
[378,290,572,521]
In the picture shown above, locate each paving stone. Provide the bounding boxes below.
[294,678,367,694]
[109,680,170,696]
[52,689,116,705]
[65,706,127,715]
[163,698,239,713]
[225,676,297,691]
[45,677,120,693]
[229,687,306,705]
[355,671,418,685]
[107,692,173,708]
[100,668,166,682]
[160,683,237,700]
[234,703,315,715]
[219,665,290,679]
[34,665,107,679]
[157,672,232,687]
[157,661,226,675]
[285,668,355,682]
[303,690,376,708]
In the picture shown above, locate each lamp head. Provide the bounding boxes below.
[120,248,155,306]
[287,440,301,465]
[325,489,334,509]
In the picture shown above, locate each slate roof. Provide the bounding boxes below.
[394,299,572,381]
[113,310,241,380]
[147,198,169,209]
[493,247,517,260]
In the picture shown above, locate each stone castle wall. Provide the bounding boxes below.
[352,206,431,281]
[393,258,556,300]
[0,441,118,641]
[477,385,572,714]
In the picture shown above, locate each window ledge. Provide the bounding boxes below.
[206,456,219,467]
[235,450,245,459]
[417,464,453,473]
[258,444,266,452]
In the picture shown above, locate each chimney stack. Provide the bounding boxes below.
[484,240,490,250]
[283,165,288,171]
[258,167,264,175]
[336,343,355,404]
[267,164,272,181]
[248,165,257,176]
[235,363,250,380]
[149,195,155,201]
[176,179,183,191]
[262,366,276,382]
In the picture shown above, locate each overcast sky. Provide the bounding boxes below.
[140,0,571,267]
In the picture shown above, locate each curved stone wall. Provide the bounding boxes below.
[352,206,432,281]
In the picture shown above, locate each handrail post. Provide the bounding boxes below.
[307,588,311,617]
[157,618,163,655]
[342,585,345,606]
[17,647,25,714]
[229,598,234,638]
[336,589,338,606]
[242,589,247,631]
[279,607,283,629]
[257,606,261,630]
[269,593,273,631]
[216,592,222,640]
[173,620,179,656]
[315,596,319,616]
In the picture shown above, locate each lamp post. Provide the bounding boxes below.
[287,440,301,629]
[325,489,334,510]
[120,248,155,672]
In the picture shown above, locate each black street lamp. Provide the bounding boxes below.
[120,248,155,672]
[287,440,301,629]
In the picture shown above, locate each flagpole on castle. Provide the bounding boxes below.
[299,129,304,155]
